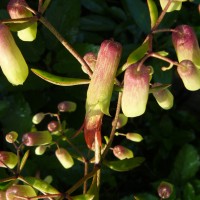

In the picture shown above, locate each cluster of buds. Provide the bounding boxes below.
[7,0,37,41]
[84,40,122,149]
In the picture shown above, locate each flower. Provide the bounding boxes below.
[0,23,28,85]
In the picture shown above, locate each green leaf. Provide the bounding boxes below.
[24,177,59,194]
[103,157,145,172]
[72,194,94,200]
[147,0,158,28]
[169,144,200,183]
[31,69,90,86]
[149,84,171,93]
[183,183,195,200]
[19,150,30,172]
[81,0,107,14]
[133,193,158,200]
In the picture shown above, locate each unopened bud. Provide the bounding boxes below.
[112,113,128,129]
[122,64,151,117]
[35,145,47,155]
[47,121,59,132]
[7,0,37,41]
[55,148,74,169]
[157,182,173,199]
[6,185,37,200]
[32,112,45,124]
[5,131,18,143]
[0,151,18,169]
[82,52,97,74]
[159,0,182,12]
[0,23,28,85]
[152,83,174,110]
[22,131,52,146]
[172,25,200,69]
[178,60,200,91]
[113,145,134,160]
[57,101,76,112]
[126,133,143,142]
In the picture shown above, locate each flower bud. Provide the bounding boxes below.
[172,25,200,69]
[157,182,173,199]
[126,133,143,142]
[112,113,128,129]
[0,151,18,169]
[22,131,52,146]
[6,185,37,200]
[152,83,174,109]
[55,148,74,169]
[113,145,134,160]
[82,52,97,74]
[178,60,200,91]
[122,64,151,117]
[7,0,37,41]
[84,40,122,149]
[5,131,18,143]
[159,0,182,12]
[47,121,59,132]
[32,112,45,124]
[0,23,28,85]
[57,101,77,112]
[35,145,47,155]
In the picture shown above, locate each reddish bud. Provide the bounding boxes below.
[152,83,174,109]
[6,185,37,200]
[57,101,76,112]
[22,131,52,146]
[0,23,28,85]
[0,151,18,169]
[47,121,59,132]
[82,52,97,74]
[5,131,18,143]
[122,64,151,117]
[172,25,200,69]
[7,0,37,41]
[178,60,200,91]
[55,148,74,169]
[113,145,134,160]
[157,182,173,199]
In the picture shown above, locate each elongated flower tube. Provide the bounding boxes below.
[7,0,37,41]
[159,0,183,12]
[172,25,200,69]
[122,64,151,118]
[178,60,200,91]
[152,83,174,110]
[84,40,122,149]
[0,23,28,85]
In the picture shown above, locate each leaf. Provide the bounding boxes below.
[81,0,107,14]
[19,150,30,172]
[103,157,145,172]
[31,69,90,86]
[149,84,171,93]
[133,193,158,200]
[147,0,158,28]
[183,183,195,200]
[169,144,200,183]
[72,194,94,200]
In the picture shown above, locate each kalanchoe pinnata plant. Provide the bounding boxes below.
[177,60,200,91]
[0,23,28,85]
[0,151,18,169]
[122,63,151,118]
[84,40,122,149]
[152,83,174,110]
[172,24,200,69]
[7,0,37,41]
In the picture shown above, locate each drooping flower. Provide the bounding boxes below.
[122,63,151,118]
[152,83,174,110]
[7,0,37,41]
[172,25,200,69]
[84,40,122,149]
[0,23,28,85]
[177,60,200,91]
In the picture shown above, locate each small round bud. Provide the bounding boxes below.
[47,121,59,132]
[157,182,173,199]
[5,131,18,143]
[126,133,143,142]
[32,112,45,124]
[22,131,52,146]
[35,145,47,155]
[112,113,128,129]
[57,101,77,112]
[113,145,134,160]
[55,148,74,169]
[0,151,18,169]
[6,185,37,200]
